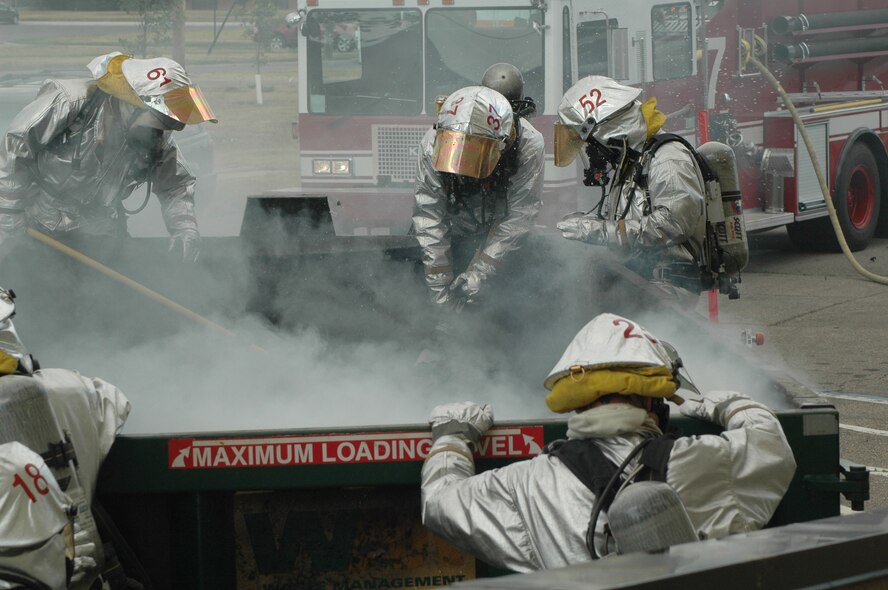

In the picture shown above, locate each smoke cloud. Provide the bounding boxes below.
[2,205,791,436]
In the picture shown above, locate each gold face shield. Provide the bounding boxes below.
[554,122,586,167]
[432,129,502,179]
[163,85,217,124]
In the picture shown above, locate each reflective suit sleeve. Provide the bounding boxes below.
[623,142,705,254]
[0,81,84,235]
[34,368,131,501]
[670,391,797,539]
[412,129,455,305]
[458,119,544,299]
[421,434,542,572]
[152,135,199,237]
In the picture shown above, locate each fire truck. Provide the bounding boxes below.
[245,0,888,252]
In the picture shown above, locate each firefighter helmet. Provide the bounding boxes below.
[554,75,649,168]
[481,63,525,104]
[87,51,217,125]
[0,441,74,590]
[543,313,682,413]
[432,86,514,179]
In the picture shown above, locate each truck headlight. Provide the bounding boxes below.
[331,159,351,175]
[312,159,332,174]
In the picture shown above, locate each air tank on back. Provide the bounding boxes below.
[698,141,749,279]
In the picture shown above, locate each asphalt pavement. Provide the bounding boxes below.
[708,228,888,511]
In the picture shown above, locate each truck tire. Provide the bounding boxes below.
[787,143,880,252]
[834,143,880,251]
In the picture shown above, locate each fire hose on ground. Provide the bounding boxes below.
[742,36,888,286]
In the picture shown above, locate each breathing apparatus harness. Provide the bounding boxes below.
[119,106,165,217]
[581,130,641,221]
[633,133,747,295]
[545,420,679,559]
[545,350,698,558]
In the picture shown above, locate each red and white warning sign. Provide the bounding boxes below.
[168,427,545,470]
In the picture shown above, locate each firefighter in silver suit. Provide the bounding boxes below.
[554,76,707,294]
[421,313,796,572]
[0,51,217,262]
[0,287,131,589]
[412,84,543,311]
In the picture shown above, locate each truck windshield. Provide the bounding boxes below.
[305,9,423,115]
[425,8,545,113]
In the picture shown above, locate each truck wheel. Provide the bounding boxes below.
[834,143,880,251]
[787,144,880,252]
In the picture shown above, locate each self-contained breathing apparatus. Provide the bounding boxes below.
[576,118,750,298]
[635,135,750,298]
[545,396,700,558]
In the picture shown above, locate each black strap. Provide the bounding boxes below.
[635,133,717,190]
[546,439,621,511]
[547,434,679,503]
[638,436,677,482]
[40,432,78,470]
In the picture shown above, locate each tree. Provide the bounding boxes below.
[119,0,185,58]
[240,0,279,105]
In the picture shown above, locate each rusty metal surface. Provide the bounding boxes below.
[234,487,475,590]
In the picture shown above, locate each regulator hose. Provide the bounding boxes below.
[742,37,888,285]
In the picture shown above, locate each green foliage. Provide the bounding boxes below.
[240,0,280,72]
[118,0,184,58]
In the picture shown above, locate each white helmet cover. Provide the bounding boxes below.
[432,86,514,179]
[88,51,217,125]
[558,75,641,135]
[544,313,676,390]
[0,442,73,589]
[555,76,648,166]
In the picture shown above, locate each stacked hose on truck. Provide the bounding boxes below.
[771,9,888,35]
[771,9,888,64]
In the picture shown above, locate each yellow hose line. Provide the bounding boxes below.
[27,228,270,350]
[812,99,883,113]
[748,56,888,285]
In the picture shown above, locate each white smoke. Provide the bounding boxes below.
[6,210,793,436]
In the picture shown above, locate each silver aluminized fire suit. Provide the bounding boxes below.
[0,78,198,243]
[0,286,131,589]
[556,77,706,287]
[421,391,796,573]
[412,117,544,307]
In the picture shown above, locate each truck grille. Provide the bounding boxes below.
[372,125,430,183]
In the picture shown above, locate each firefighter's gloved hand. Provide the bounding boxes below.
[679,390,768,426]
[429,402,494,449]
[71,521,98,584]
[168,228,201,263]
[441,276,470,313]
[557,212,608,244]
[448,273,475,309]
